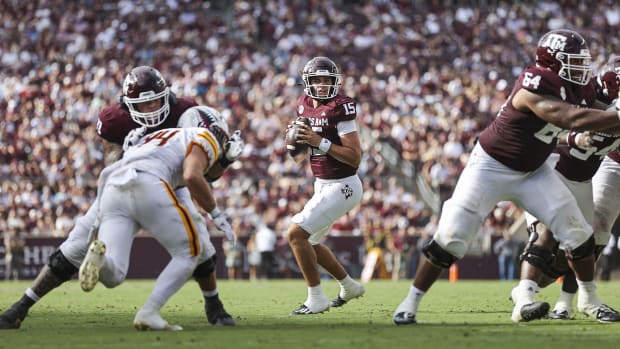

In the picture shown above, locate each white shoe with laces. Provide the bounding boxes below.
[133,308,183,331]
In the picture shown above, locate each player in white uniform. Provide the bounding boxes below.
[78,107,240,331]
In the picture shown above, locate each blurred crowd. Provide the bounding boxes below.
[2,1,620,278]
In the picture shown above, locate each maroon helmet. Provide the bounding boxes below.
[302,56,340,99]
[535,29,592,85]
[122,66,170,127]
[596,55,620,104]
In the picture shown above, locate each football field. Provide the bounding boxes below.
[1,279,619,349]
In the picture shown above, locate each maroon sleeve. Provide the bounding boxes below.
[96,104,136,145]
[520,66,565,96]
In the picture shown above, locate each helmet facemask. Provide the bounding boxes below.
[556,50,593,86]
[303,73,340,99]
[124,87,170,128]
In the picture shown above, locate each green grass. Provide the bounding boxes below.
[1,279,619,349]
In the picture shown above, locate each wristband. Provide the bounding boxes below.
[318,138,332,152]
[617,109,620,121]
[209,207,221,218]
[219,156,232,168]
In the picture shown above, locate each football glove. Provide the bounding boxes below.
[210,208,235,242]
[220,130,244,167]
[122,126,148,151]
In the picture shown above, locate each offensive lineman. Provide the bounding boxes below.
[393,29,620,325]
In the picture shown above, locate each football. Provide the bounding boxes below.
[286,117,311,156]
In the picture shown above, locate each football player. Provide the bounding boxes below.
[0,67,238,329]
[392,29,620,325]
[78,106,237,330]
[286,56,365,315]
[515,55,620,322]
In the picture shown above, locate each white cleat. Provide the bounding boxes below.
[331,282,365,307]
[134,308,183,331]
[291,295,330,315]
[79,240,106,292]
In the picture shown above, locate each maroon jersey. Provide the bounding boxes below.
[96,97,198,145]
[295,93,358,179]
[478,66,596,172]
[555,132,620,181]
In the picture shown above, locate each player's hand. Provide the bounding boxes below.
[575,131,593,148]
[211,209,235,242]
[123,126,147,151]
[296,123,320,147]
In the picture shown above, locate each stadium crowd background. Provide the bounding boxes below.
[1,0,620,278]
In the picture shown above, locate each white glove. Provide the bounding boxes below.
[210,208,235,242]
[220,130,244,167]
[122,126,148,151]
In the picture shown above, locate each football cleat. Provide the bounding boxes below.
[511,302,549,322]
[134,308,183,331]
[548,309,571,320]
[79,240,106,292]
[594,304,620,323]
[331,283,365,308]
[290,304,329,315]
[205,297,235,326]
[393,312,417,325]
[0,303,28,330]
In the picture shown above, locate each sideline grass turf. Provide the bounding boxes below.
[1,279,619,349]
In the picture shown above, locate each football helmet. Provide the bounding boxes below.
[122,66,170,127]
[535,29,592,85]
[302,56,340,99]
[596,55,620,102]
[178,106,244,166]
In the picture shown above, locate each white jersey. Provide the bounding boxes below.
[119,127,222,189]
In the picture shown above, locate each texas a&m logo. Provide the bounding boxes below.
[540,34,567,51]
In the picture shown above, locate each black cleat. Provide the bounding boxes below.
[520,302,550,322]
[290,303,329,315]
[595,304,620,323]
[0,303,29,330]
[330,296,347,308]
[548,309,571,320]
[393,312,417,325]
[205,297,235,326]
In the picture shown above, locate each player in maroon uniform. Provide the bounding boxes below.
[393,29,620,325]
[286,56,365,315]
[0,66,235,329]
[514,56,620,322]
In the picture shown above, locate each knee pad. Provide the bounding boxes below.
[422,240,458,268]
[547,249,570,279]
[521,244,559,278]
[193,255,216,278]
[48,249,79,281]
[565,236,595,261]
[594,244,605,261]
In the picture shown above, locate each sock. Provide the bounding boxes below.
[514,279,537,305]
[337,275,355,289]
[24,289,40,305]
[395,285,425,315]
[577,279,602,311]
[307,285,326,302]
[203,288,219,298]
[337,275,357,298]
[142,299,164,313]
[554,290,575,311]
